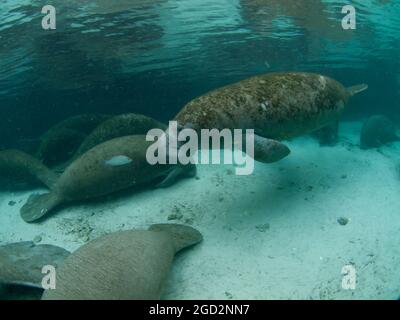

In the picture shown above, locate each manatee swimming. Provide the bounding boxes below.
[21,135,196,223]
[42,224,202,300]
[360,115,399,149]
[174,72,368,163]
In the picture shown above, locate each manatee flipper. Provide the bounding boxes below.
[157,165,196,188]
[26,155,59,189]
[36,170,59,189]
[347,84,368,96]
[0,241,70,288]
[0,241,70,300]
[156,168,181,188]
[244,134,290,164]
[20,192,61,223]
[148,224,203,252]
[183,163,197,178]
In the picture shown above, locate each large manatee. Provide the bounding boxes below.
[42,224,202,300]
[21,135,196,223]
[174,72,368,162]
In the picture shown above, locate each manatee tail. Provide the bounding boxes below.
[347,84,368,96]
[0,149,59,190]
[20,192,61,223]
[149,224,203,252]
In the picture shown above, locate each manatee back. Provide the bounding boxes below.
[36,128,86,166]
[42,230,176,300]
[175,72,348,140]
[74,114,167,157]
[149,224,203,252]
[36,114,111,166]
[56,135,171,201]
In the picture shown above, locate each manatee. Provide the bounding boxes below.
[21,135,196,223]
[36,114,111,166]
[360,115,399,149]
[73,113,167,158]
[0,150,58,190]
[174,72,368,163]
[42,224,202,300]
[0,282,44,300]
[0,242,70,300]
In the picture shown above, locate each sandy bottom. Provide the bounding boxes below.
[1,121,399,300]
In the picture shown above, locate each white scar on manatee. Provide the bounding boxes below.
[319,75,327,89]
[103,155,133,167]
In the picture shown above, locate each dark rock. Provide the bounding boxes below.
[337,217,349,226]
